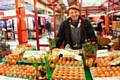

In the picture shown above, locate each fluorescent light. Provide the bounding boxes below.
[88,13,105,17]
[63,0,68,7]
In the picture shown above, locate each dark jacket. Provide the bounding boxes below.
[95,22,103,32]
[56,16,97,49]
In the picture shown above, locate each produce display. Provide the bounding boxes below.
[91,66,120,77]
[0,43,120,80]
[0,64,37,79]
[12,44,35,54]
[83,42,97,67]
[4,54,20,65]
[95,57,111,67]
[52,65,85,80]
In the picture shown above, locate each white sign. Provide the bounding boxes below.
[94,77,120,80]
[97,49,109,57]
[0,75,28,80]
[74,55,82,61]
[24,51,47,58]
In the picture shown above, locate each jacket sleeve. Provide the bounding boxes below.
[56,21,65,48]
[84,19,97,43]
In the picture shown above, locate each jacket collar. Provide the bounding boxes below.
[68,16,84,23]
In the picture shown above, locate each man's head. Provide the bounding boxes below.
[68,5,80,21]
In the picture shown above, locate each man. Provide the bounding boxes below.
[56,5,97,50]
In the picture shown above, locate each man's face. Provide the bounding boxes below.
[69,9,80,21]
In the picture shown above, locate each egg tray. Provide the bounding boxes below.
[0,64,37,80]
[95,57,120,67]
[56,57,83,67]
[90,66,120,79]
[52,65,86,80]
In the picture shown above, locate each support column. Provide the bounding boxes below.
[15,0,28,44]
[53,4,56,37]
[105,14,110,34]
[34,0,40,50]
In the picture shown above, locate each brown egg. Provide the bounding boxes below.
[115,71,119,75]
[105,73,110,77]
[94,73,98,77]
[100,73,105,77]
[66,61,70,65]
[112,67,117,71]
[112,73,117,77]
[70,61,74,66]
[109,70,114,74]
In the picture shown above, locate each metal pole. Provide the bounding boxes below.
[53,4,56,37]
[34,0,40,50]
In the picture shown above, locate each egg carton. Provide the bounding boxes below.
[90,66,120,80]
[52,65,86,80]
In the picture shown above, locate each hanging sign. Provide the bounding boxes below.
[18,0,25,8]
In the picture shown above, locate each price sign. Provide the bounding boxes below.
[97,49,109,57]
[74,55,82,61]
[24,51,47,58]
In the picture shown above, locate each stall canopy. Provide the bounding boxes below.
[0,0,120,15]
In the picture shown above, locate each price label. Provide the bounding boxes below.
[97,49,109,57]
[74,55,82,61]
[24,51,47,58]
[0,75,28,80]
